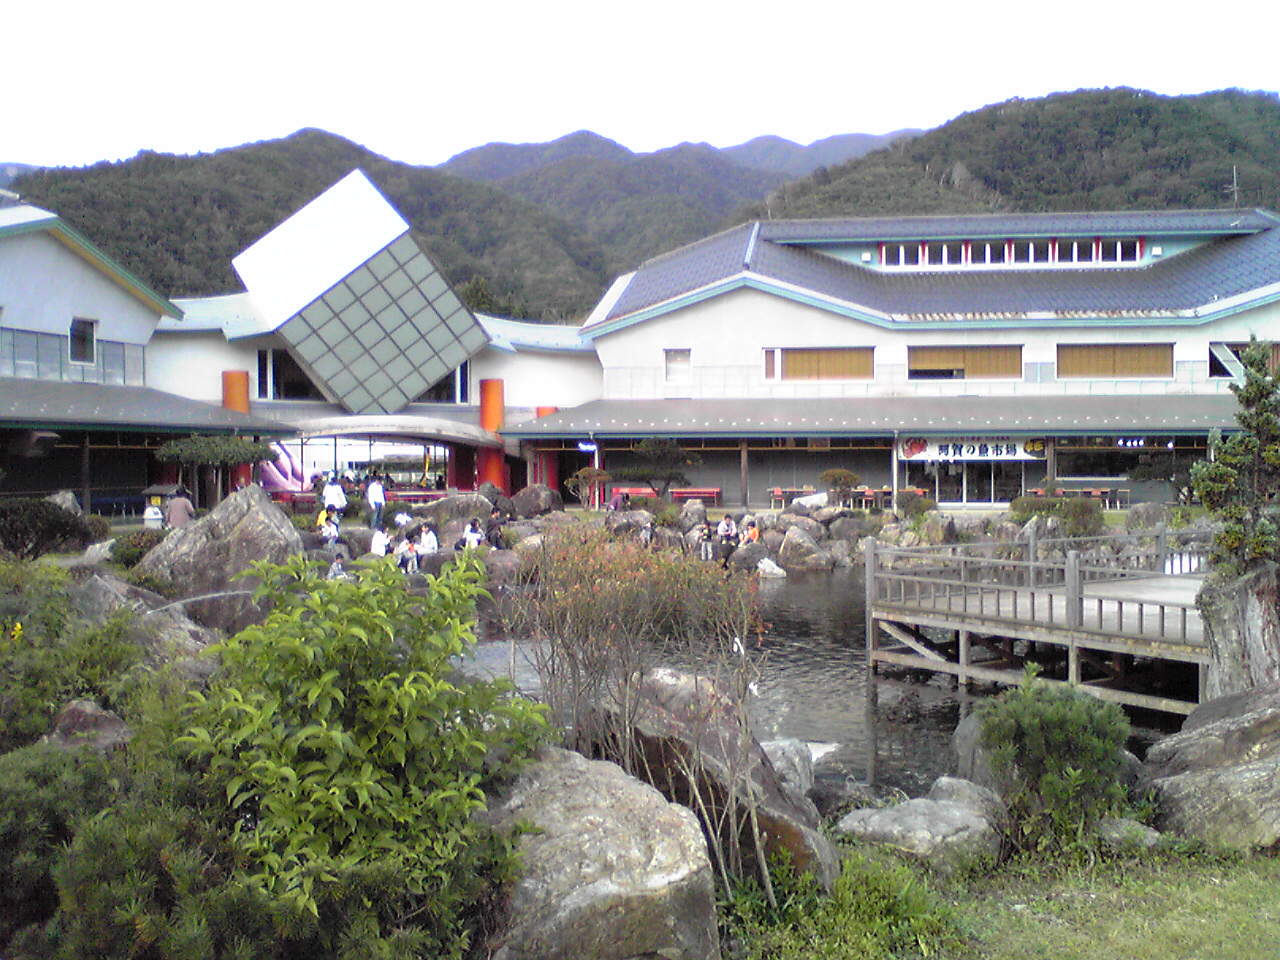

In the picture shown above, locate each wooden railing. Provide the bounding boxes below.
[865,530,1207,647]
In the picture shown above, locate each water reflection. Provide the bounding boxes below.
[468,567,978,796]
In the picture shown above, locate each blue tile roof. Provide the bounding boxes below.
[589,209,1280,328]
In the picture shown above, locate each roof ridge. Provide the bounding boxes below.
[634,221,756,270]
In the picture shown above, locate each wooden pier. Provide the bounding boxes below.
[864,530,1212,715]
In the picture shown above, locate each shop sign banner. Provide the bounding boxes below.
[899,436,1046,461]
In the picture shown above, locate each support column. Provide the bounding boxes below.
[476,378,506,493]
[221,371,253,489]
[890,434,900,515]
[535,407,560,491]
[958,630,971,689]
[739,439,749,507]
[80,433,91,515]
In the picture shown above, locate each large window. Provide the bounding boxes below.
[908,345,1021,380]
[69,318,95,364]
[664,348,691,383]
[765,347,873,380]
[1056,343,1173,378]
[255,348,327,400]
[1208,342,1280,378]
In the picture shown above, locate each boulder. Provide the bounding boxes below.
[653,527,686,551]
[512,533,545,566]
[762,529,784,554]
[777,527,834,572]
[727,540,768,570]
[1126,502,1169,531]
[991,521,1023,542]
[827,540,853,567]
[947,512,988,537]
[1142,702,1280,782]
[919,513,958,546]
[602,669,837,889]
[1196,564,1280,700]
[775,513,825,540]
[951,711,997,790]
[77,539,116,565]
[927,776,1007,827]
[511,484,563,518]
[756,557,787,578]
[482,550,522,588]
[604,509,654,542]
[792,491,828,510]
[761,738,815,796]
[754,512,778,532]
[783,500,811,518]
[133,485,301,634]
[45,489,82,515]
[476,481,504,506]
[679,499,708,531]
[1182,681,1280,733]
[412,492,494,527]
[827,516,868,542]
[811,506,850,525]
[1147,758,1280,849]
[42,700,130,753]
[482,746,719,960]
[415,548,455,578]
[836,797,1001,874]
[1095,817,1162,854]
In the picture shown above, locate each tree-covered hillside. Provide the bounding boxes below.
[13,130,610,321]
[738,89,1280,221]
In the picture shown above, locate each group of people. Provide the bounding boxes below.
[698,514,759,568]
[320,506,509,580]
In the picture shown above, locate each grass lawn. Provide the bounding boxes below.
[947,853,1280,960]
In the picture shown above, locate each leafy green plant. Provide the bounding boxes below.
[110,528,167,568]
[178,553,549,955]
[722,850,965,960]
[610,437,702,499]
[84,514,112,543]
[0,499,93,560]
[564,466,610,506]
[1010,495,1105,537]
[818,468,860,503]
[978,668,1131,855]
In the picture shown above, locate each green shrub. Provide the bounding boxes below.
[0,743,115,946]
[84,514,112,543]
[0,499,93,560]
[722,851,964,960]
[896,490,936,519]
[110,529,167,568]
[178,553,549,955]
[978,668,1130,855]
[1010,496,1105,538]
[289,514,314,533]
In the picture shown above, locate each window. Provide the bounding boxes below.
[908,345,1021,380]
[664,348,691,383]
[69,318,95,364]
[766,347,873,380]
[970,240,1006,265]
[1098,238,1141,263]
[255,348,326,400]
[1056,238,1096,265]
[1011,240,1052,264]
[881,242,919,267]
[923,241,965,266]
[1056,343,1173,378]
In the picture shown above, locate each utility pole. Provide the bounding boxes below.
[1224,164,1240,208]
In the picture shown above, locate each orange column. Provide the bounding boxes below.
[534,406,559,490]
[221,371,254,488]
[477,378,506,492]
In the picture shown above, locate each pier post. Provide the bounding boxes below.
[1156,525,1169,574]
[959,630,971,689]
[864,539,878,674]
[1066,550,1082,628]
[1027,527,1038,587]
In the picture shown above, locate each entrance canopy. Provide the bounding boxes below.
[293,413,503,449]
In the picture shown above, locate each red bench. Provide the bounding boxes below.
[671,487,721,504]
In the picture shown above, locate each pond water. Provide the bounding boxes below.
[467,567,981,796]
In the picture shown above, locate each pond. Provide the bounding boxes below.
[467,567,981,796]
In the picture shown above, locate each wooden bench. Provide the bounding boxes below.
[671,487,721,504]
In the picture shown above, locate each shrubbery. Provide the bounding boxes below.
[84,514,112,543]
[0,499,93,559]
[110,528,167,567]
[895,490,936,519]
[1009,495,1105,537]
[978,669,1131,854]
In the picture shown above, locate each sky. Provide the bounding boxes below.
[5,0,1278,169]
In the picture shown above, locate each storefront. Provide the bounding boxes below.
[897,436,1050,505]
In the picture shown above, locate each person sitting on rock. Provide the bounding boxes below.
[326,556,349,580]
[370,526,391,557]
[741,520,760,544]
[485,508,506,549]
[716,514,738,569]
[459,518,485,550]
[319,515,340,549]
[419,522,439,553]
[394,535,418,574]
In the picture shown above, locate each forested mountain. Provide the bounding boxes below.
[12,131,609,321]
[0,163,39,189]
[737,89,1280,221]
[439,129,910,271]
[722,131,919,177]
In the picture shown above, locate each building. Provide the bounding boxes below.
[507,210,1280,506]
[0,191,285,510]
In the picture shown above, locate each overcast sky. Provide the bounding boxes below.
[6,0,1277,169]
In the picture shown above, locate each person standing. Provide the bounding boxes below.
[366,475,386,529]
[165,488,196,529]
[698,518,716,561]
[322,475,348,518]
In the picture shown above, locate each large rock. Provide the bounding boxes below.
[727,540,768,570]
[761,738,815,796]
[775,513,825,540]
[604,509,654,542]
[679,499,708,531]
[836,795,1001,874]
[411,492,495,527]
[42,700,130,753]
[777,527,834,572]
[1197,564,1280,699]
[482,549,522,588]
[927,776,1007,827]
[134,485,301,633]
[828,516,869,542]
[1182,681,1280,733]
[756,557,787,578]
[45,489,83,515]
[511,484,563,518]
[482,746,719,960]
[602,669,838,890]
[1143,702,1280,782]
[919,513,958,546]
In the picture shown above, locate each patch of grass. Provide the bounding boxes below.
[945,852,1280,960]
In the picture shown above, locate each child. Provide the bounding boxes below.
[699,518,715,561]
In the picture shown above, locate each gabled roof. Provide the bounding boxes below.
[0,203,182,319]
[585,209,1280,335]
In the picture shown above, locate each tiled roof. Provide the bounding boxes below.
[502,395,1241,439]
[0,378,291,434]
[594,209,1280,327]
